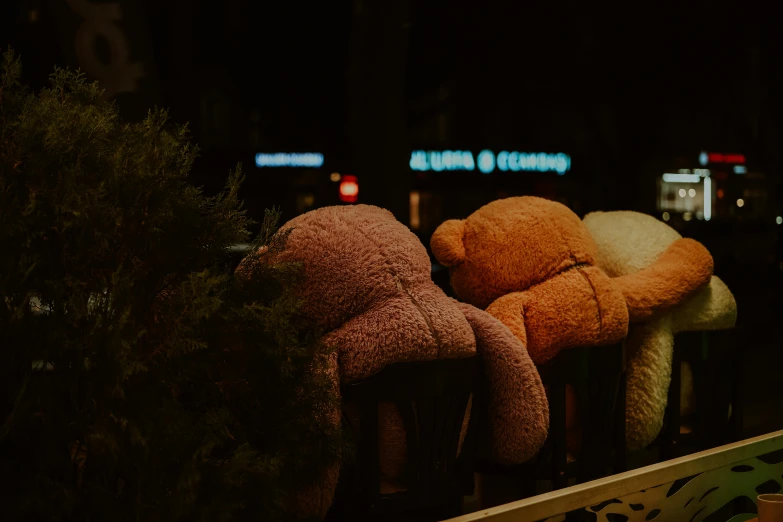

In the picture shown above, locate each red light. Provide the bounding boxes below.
[339,175,359,203]
[707,152,745,165]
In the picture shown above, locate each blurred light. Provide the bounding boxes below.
[699,151,709,166]
[736,198,745,208]
[696,211,704,220]
[694,168,710,177]
[733,165,747,174]
[338,175,359,203]
[662,212,670,221]
[477,150,496,174]
[303,194,314,207]
[704,177,712,221]
[664,173,701,183]
[255,152,324,168]
[683,212,693,221]
[707,153,745,164]
[776,216,782,225]
[330,172,341,182]
[410,149,571,175]
[29,295,52,314]
[410,191,420,230]
[31,360,54,371]
[29,9,38,22]
[717,188,725,199]
[688,188,696,197]
[679,188,687,197]
[410,150,475,172]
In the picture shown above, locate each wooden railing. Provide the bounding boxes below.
[447,430,783,522]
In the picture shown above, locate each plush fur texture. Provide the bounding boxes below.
[431,197,714,456]
[236,204,548,519]
[432,197,630,366]
[583,210,736,451]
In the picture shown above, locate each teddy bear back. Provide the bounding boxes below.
[583,210,684,277]
[431,196,600,309]
[582,210,729,329]
[262,205,437,329]
[236,205,479,379]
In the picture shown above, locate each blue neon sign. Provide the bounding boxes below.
[409,149,570,175]
[477,150,496,174]
[255,152,324,168]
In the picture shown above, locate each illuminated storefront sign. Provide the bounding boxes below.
[409,149,571,175]
[658,169,712,221]
[255,152,324,168]
[698,151,746,166]
[662,169,710,184]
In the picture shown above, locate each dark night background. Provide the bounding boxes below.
[3,0,782,438]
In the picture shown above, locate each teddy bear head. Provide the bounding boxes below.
[431,196,600,308]
[584,210,734,331]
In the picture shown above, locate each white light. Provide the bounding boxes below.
[734,165,747,174]
[664,173,702,183]
[679,188,687,197]
[694,168,710,177]
[684,212,693,222]
[776,216,782,225]
[737,198,745,208]
[255,152,324,168]
[704,177,712,221]
[330,172,341,182]
[662,212,670,221]
[688,188,696,197]
[699,151,709,166]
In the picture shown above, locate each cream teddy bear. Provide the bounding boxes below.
[583,211,737,451]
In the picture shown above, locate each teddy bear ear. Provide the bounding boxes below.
[431,219,467,267]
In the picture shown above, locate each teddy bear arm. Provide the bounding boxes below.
[455,301,549,464]
[624,318,675,451]
[489,268,628,365]
[671,276,738,332]
[612,237,714,322]
[485,292,529,350]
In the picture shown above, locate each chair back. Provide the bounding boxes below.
[473,342,626,498]
[543,342,627,486]
[660,328,742,459]
[340,356,481,521]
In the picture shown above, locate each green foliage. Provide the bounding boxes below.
[0,49,343,521]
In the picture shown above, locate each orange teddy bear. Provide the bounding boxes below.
[431,197,714,450]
